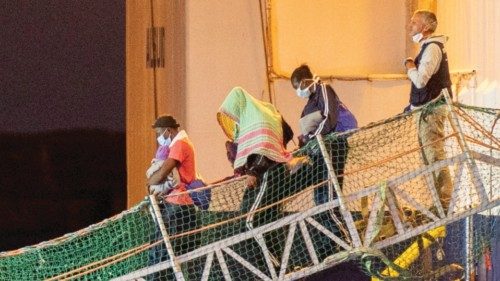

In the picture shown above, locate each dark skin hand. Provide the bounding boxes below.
[246,175,257,188]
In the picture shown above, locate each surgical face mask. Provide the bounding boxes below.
[295,80,316,99]
[412,32,423,43]
[296,87,311,99]
[156,129,171,146]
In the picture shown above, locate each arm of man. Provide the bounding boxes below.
[407,43,442,89]
[148,157,178,185]
[316,84,339,135]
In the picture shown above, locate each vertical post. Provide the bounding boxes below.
[259,0,274,104]
[464,216,473,281]
[149,195,185,281]
[441,90,484,281]
[442,90,487,203]
[316,134,362,247]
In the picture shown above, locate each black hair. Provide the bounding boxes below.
[291,64,313,86]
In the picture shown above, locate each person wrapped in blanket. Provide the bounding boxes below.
[217,87,313,272]
[217,86,303,188]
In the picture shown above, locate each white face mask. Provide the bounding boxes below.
[295,80,316,99]
[412,32,423,43]
[156,129,171,146]
[296,87,311,99]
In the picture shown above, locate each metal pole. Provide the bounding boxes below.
[464,216,473,281]
[316,134,362,247]
[148,195,185,281]
[443,90,487,201]
[441,90,484,281]
[259,0,274,104]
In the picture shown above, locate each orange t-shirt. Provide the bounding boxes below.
[165,138,196,205]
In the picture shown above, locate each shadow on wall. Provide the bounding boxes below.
[0,129,126,252]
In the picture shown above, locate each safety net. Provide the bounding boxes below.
[0,99,499,280]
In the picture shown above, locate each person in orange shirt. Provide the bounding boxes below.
[148,115,206,206]
[147,115,207,279]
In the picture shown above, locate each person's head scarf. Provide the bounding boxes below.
[217,87,291,169]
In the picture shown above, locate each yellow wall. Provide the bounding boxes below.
[126,0,185,206]
[271,0,406,76]
[437,0,500,83]
[184,1,269,184]
[127,1,447,206]
[183,1,412,184]
[126,1,156,206]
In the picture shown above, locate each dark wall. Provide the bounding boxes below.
[0,1,125,133]
[0,1,126,251]
[0,130,126,251]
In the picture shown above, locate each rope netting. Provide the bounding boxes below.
[0,99,498,281]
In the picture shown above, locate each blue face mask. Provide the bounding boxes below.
[295,78,318,99]
[296,87,311,99]
[156,129,171,146]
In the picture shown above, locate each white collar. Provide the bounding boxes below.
[169,130,188,147]
[420,34,448,46]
